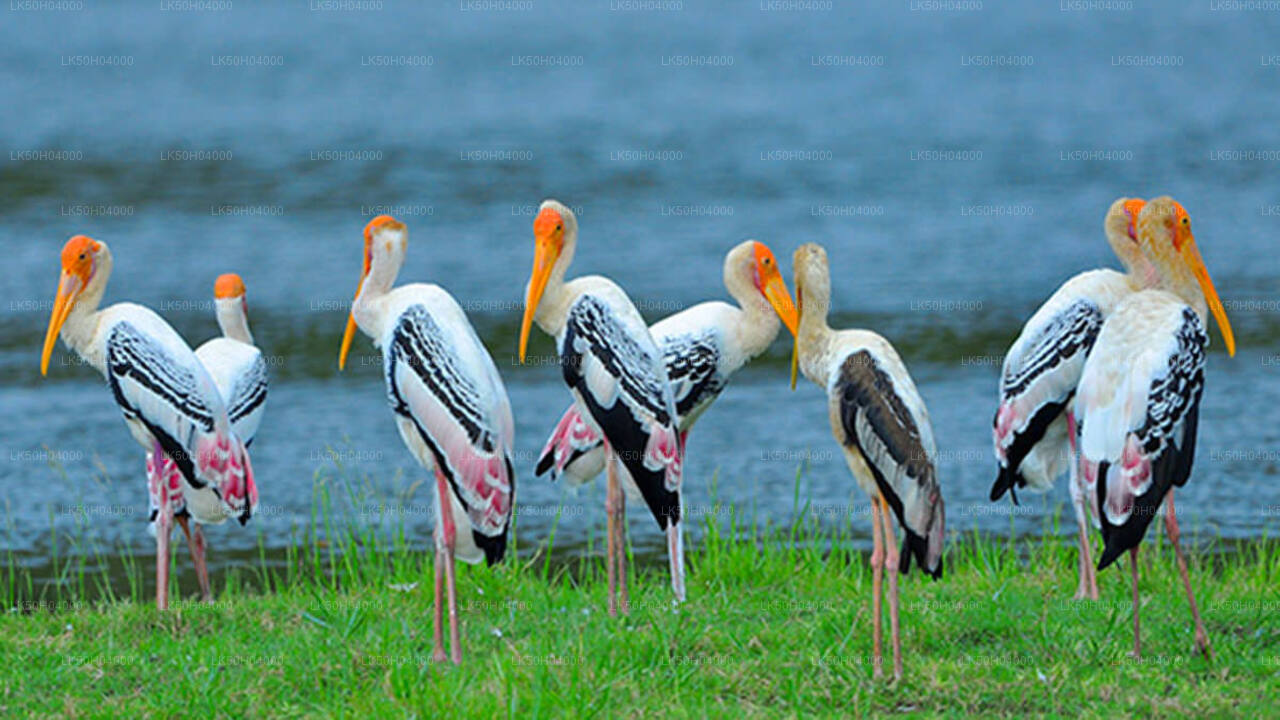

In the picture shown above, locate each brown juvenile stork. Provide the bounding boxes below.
[789,242,945,681]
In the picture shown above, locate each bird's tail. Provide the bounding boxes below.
[899,489,945,580]
[198,431,256,525]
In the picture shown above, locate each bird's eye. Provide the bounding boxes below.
[78,253,86,260]
[555,223,562,231]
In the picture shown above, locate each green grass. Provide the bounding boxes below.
[2,465,1279,718]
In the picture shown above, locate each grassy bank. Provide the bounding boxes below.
[1,478,1278,718]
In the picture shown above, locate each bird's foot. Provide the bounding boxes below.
[431,647,448,664]
[1194,634,1213,661]
[1072,584,1099,601]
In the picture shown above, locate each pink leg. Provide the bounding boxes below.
[670,434,687,603]
[604,446,619,618]
[177,516,212,602]
[155,512,171,610]
[435,469,461,665]
[616,467,630,615]
[869,499,884,680]
[667,520,685,604]
[1129,547,1141,659]
[879,496,903,681]
[149,446,172,611]
[432,542,447,663]
[1069,465,1098,601]
[1066,413,1100,601]
[1165,491,1212,658]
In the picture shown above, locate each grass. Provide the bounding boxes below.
[2,463,1278,718]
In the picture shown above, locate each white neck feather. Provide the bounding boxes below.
[353,234,407,340]
[215,297,254,344]
[722,250,781,361]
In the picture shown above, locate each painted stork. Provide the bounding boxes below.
[790,242,945,681]
[1075,196,1235,659]
[991,197,1153,600]
[535,239,798,492]
[338,215,515,665]
[39,236,257,610]
[181,273,268,600]
[518,199,684,615]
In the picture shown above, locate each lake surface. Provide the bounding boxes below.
[2,2,1278,588]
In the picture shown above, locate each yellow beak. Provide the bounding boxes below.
[41,271,82,376]
[1179,235,1235,357]
[337,275,365,371]
[519,238,559,363]
[761,271,799,340]
[789,285,802,390]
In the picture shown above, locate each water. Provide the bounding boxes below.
[2,3,1279,588]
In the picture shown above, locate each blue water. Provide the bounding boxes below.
[2,2,1278,584]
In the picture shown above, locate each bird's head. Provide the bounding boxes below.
[519,199,576,363]
[790,242,831,389]
[1137,197,1235,356]
[339,215,406,370]
[727,240,799,338]
[41,235,107,376]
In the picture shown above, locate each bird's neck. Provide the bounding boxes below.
[729,287,782,360]
[353,250,404,338]
[1156,262,1209,325]
[215,298,254,344]
[797,293,834,387]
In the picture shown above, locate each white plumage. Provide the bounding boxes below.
[40,236,257,609]
[339,215,514,664]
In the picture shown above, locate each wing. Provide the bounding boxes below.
[660,328,726,423]
[832,347,944,579]
[559,294,681,529]
[534,404,605,483]
[196,338,268,445]
[227,352,268,444]
[105,318,255,522]
[992,297,1104,501]
[386,303,514,565]
[1077,301,1205,569]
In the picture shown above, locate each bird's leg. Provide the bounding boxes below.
[1069,462,1098,601]
[604,445,619,618]
[869,499,884,680]
[1129,546,1141,659]
[435,468,461,665]
[667,518,685,604]
[149,446,172,611]
[616,465,630,615]
[1165,491,1212,659]
[879,495,903,682]
[155,509,171,611]
[431,532,447,664]
[176,516,212,603]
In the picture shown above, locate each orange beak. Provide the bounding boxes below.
[519,233,560,363]
[1178,234,1235,357]
[338,254,372,371]
[338,289,362,371]
[41,270,82,376]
